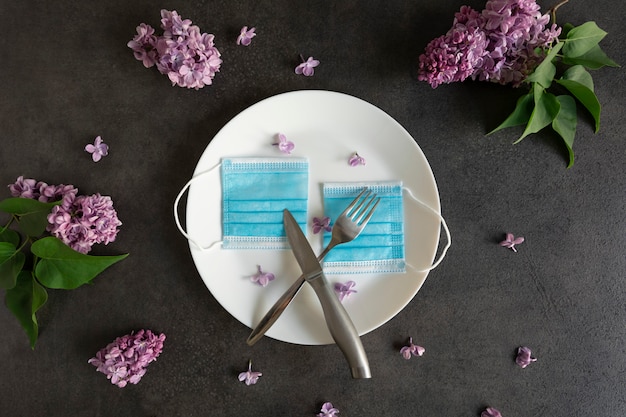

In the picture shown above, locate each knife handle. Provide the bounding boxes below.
[308,273,371,379]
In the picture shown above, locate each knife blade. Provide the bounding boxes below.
[283,209,371,379]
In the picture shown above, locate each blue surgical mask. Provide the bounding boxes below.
[221,157,309,249]
[321,181,406,274]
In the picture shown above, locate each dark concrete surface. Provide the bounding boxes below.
[1,1,625,416]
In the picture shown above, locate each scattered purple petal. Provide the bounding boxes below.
[237,26,256,46]
[500,232,525,252]
[312,216,332,234]
[88,329,165,388]
[515,346,537,368]
[238,360,262,385]
[348,152,366,167]
[251,265,275,287]
[481,407,502,417]
[317,402,339,417]
[85,136,109,162]
[400,337,425,360]
[273,133,295,154]
[334,281,357,302]
[295,55,319,76]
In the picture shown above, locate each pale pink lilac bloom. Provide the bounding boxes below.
[251,265,275,287]
[88,329,166,388]
[128,10,222,89]
[238,360,262,385]
[126,23,158,68]
[47,193,122,254]
[334,281,357,302]
[237,26,256,46]
[295,56,320,76]
[85,136,109,162]
[516,346,537,368]
[418,0,561,88]
[349,152,366,166]
[481,407,503,417]
[500,232,524,252]
[400,336,425,359]
[9,177,77,203]
[273,133,295,154]
[312,216,331,234]
[317,402,339,417]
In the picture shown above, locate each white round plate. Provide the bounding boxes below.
[186,90,441,345]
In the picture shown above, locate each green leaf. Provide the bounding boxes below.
[560,23,575,38]
[563,21,607,58]
[515,91,561,143]
[562,44,620,69]
[0,198,60,237]
[552,95,579,168]
[488,92,534,134]
[32,237,128,289]
[0,241,26,289]
[0,226,20,246]
[525,42,563,88]
[5,270,48,349]
[556,65,601,132]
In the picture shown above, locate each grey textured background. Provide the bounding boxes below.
[1,1,625,416]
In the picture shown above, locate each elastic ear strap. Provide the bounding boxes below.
[403,187,451,272]
[173,163,222,252]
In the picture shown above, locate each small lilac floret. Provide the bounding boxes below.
[500,232,524,252]
[9,177,79,203]
[273,133,295,154]
[334,281,357,302]
[9,176,38,200]
[481,407,503,417]
[88,329,166,388]
[400,336,425,359]
[237,26,256,46]
[317,402,339,417]
[85,136,109,162]
[251,265,275,287]
[238,360,262,385]
[516,346,537,368]
[349,152,366,166]
[295,56,319,76]
[312,216,331,234]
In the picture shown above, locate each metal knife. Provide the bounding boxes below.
[282,209,371,379]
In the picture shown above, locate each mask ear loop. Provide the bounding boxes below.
[402,187,451,272]
[173,162,222,252]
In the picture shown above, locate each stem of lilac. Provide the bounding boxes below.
[550,0,570,24]
[298,54,305,63]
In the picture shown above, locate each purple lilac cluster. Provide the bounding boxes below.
[127,10,222,89]
[418,0,561,88]
[88,329,166,388]
[9,176,77,203]
[9,176,122,254]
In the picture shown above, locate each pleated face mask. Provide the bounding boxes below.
[322,181,405,274]
[221,157,309,249]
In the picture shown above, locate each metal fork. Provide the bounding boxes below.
[246,188,380,345]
